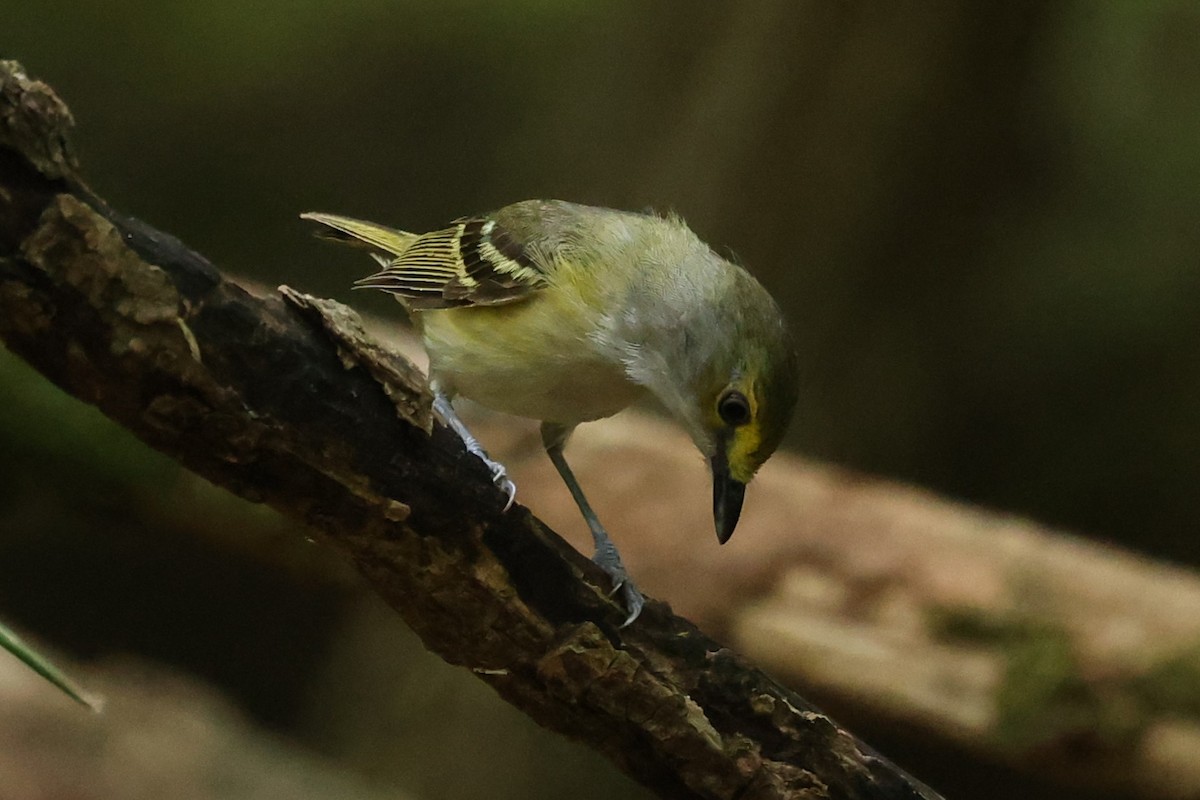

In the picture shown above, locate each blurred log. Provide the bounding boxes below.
[0,61,937,800]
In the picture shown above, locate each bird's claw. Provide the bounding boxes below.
[592,546,644,627]
[478,455,517,512]
[614,581,644,628]
[491,465,517,512]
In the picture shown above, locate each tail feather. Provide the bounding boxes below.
[300,212,419,257]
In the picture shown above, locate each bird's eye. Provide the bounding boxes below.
[717,390,751,426]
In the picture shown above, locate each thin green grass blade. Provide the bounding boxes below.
[0,620,96,710]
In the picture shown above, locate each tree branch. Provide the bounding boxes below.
[0,60,938,800]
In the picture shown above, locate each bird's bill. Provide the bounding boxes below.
[711,453,747,544]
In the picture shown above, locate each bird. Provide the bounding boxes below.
[301,200,798,625]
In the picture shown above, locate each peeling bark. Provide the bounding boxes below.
[0,60,939,800]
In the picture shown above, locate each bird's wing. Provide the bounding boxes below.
[302,210,548,309]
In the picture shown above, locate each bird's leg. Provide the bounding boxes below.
[541,422,645,627]
[432,389,516,511]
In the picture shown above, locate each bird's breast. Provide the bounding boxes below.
[418,301,644,424]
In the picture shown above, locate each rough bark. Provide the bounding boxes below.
[0,61,939,800]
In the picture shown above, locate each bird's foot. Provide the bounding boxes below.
[479,454,517,512]
[433,391,516,511]
[592,539,645,627]
[611,580,645,628]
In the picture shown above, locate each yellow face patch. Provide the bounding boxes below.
[726,421,762,484]
[722,383,762,484]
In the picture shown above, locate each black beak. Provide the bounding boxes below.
[711,451,746,544]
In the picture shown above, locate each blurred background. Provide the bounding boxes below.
[3,2,1199,799]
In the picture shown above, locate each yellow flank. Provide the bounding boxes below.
[419,256,644,423]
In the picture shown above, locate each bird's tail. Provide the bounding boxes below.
[300,212,419,261]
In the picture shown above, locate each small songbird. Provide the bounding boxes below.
[302,200,798,624]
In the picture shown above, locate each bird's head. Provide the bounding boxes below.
[701,325,798,543]
[619,230,799,545]
[662,270,798,544]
